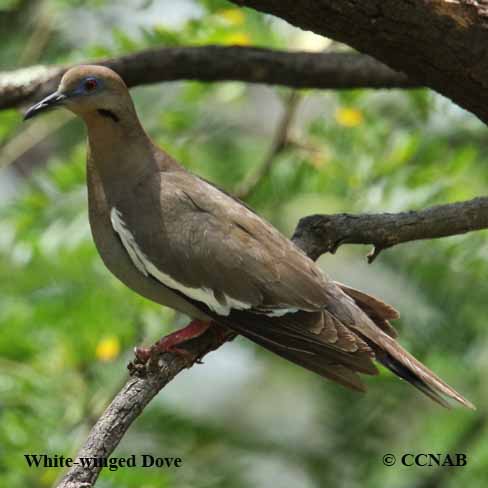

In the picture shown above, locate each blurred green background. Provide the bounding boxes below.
[1,0,487,487]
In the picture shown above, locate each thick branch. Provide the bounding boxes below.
[292,196,488,262]
[0,46,417,111]
[55,195,488,487]
[231,0,488,124]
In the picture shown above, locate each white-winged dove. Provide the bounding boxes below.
[24,65,474,409]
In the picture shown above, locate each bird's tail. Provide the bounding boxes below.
[371,335,474,409]
[338,283,475,410]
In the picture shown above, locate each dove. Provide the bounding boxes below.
[24,65,474,409]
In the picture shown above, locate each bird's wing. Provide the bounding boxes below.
[112,170,334,317]
[111,169,473,407]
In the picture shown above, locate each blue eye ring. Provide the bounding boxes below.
[83,78,98,92]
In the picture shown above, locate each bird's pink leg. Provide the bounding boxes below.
[134,319,212,363]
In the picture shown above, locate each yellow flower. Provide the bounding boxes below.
[96,336,120,362]
[335,107,364,127]
[225,32,251,46]
[218,8,245,25]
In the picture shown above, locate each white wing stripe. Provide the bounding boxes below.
[110,208,148,276]
[110,207,253,316]
[264,308,299,317]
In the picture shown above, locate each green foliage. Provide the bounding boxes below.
[1,1,488,488]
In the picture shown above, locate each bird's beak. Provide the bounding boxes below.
[23,91,67,121]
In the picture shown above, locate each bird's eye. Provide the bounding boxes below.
[84,79,98,92]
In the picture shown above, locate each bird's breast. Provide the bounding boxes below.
[85,161,209,320]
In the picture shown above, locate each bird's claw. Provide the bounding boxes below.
[128,320,214,376]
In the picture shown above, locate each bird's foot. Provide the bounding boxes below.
[133,319,212,367]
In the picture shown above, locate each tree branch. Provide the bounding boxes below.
[292,196,488,262]
[235,90,301,199]
[55,195,488,487]
[230,0,488,124]
[0,46,417,111]
[55,327,235,488]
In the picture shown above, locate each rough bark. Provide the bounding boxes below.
[293,196,488,262]
[55,196,488,487]
[231,0,488,124]
[56,327,234,488]
[0,46,416,111]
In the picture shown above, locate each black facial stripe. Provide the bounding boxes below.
[97,109,120,122]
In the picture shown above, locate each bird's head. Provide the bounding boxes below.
[24,65,131,123]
